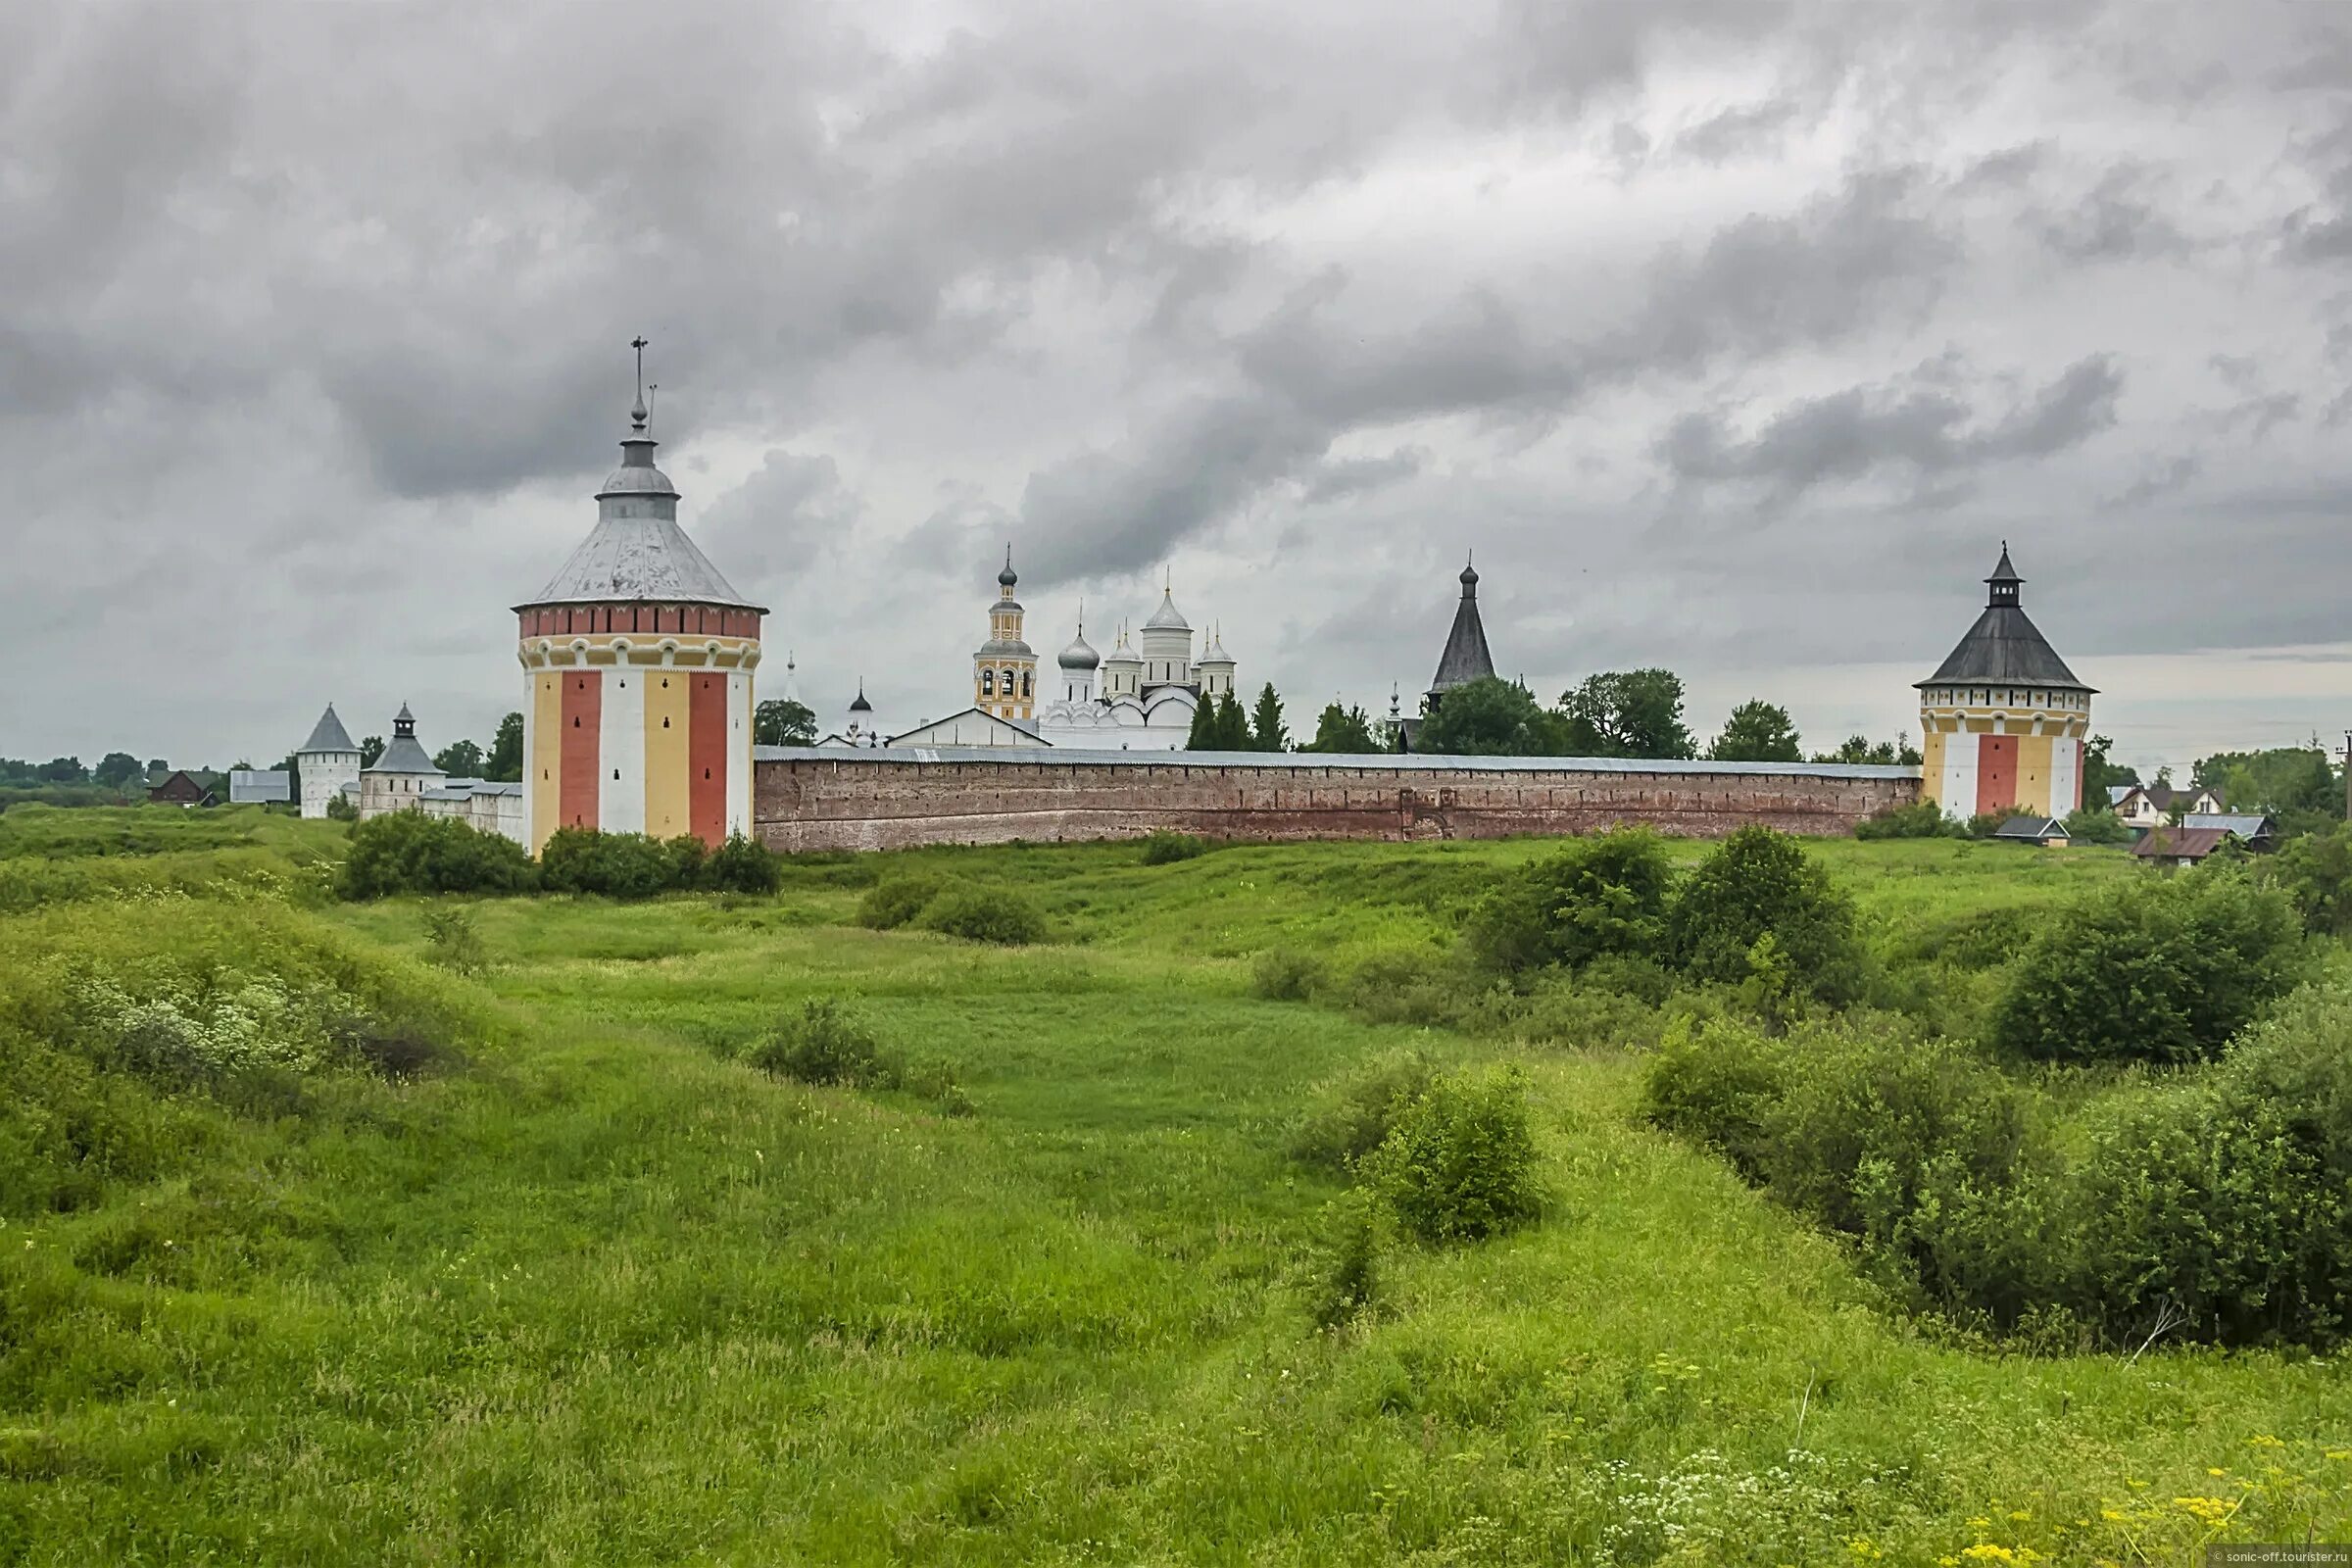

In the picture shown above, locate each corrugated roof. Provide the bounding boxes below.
[1429,560,1495,695]
[517,435,763,612]
[228,770,290,804]
[1992,814,2066,839]
[297,704,357,755]
[2182,812,2272,836]
[2133,826,2235,858]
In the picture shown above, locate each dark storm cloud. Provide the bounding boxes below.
[8,0,2352,771]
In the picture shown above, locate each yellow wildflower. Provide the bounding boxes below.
[2207,1467,2228,1477]
[2008,1510,2032,1521]
[2173,1496,2234,1523]
[2249,1435,2286,1447]
[1961,1546,2016,1563]
[1967,1517,1992,1530]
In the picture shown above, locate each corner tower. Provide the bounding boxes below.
[1917,545,2092,820]
[514,342,765,854]
[974,546,1036,720]
[1427,555,1494,709]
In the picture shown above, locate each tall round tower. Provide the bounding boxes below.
[1138,580,1195,691]
[1917,545,2093,820]
[974,546,1037,721]
[514,348,765,854]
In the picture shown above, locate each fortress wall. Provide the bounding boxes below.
[751,749,1921,854]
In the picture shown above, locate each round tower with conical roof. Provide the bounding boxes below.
[294,703,362,819]
[1917,545,2093,820]
[513,344,765,854]
[1139,576,1195,691]
[974,546,1038,721]
[1196,621,1237,701]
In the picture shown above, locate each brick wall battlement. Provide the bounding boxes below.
[752,747,1921,853]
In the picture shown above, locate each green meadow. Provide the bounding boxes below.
[0,805,2342,1564]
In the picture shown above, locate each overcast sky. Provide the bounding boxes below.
[7,0,2351,776]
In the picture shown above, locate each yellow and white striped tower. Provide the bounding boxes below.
[1918,545,2093,820]
[974,546,1037,720]
[514,343,765,854]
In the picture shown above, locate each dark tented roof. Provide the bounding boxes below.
[1918,547,2093,693]
[1428,560,1495,696]
[297,703,356,755]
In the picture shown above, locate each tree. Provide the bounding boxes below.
[1185,693,1221,750]
[34,757,88,783]
[1249,683,1288,753]
[92,752,144,789]
[2081,734,2136,803]
[361,736,385,768]
[1415,676,1565,757]
[1212,691,1252,750]
[1707,701,1802,762]
[485,712,525,781]
[1668,827,1865,1004]
[1301,702,1378,754]
[274,751,303,811]
[1558,670,1695,760]
[2192,747,2338,818]
[754,698,817,748]
[2061,807,2132,844]
[434,739,485,777]
[146,758,169,777]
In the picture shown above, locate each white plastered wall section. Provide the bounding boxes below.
[726,670,753,838]
[1939,733,1979,819]
[299,754,360,818]
[599,665,648,832]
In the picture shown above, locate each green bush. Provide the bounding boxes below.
[1667,827,1864,1004]
[1854,802,1962,840]
[1640,1018,1794,1181]
[1309,1190,1388,1329]
[858,872,949,930]
[1462,829,1675,975]
[703,833,783,895]
[1363,1065,1544,1244]
[1291,1049,1441,1171]
[2061,807,2132,845]
[538,828,679,899]
[1334,948,1479,1030]
[748,1001,897,1088]
[2262,822,2352,936]
[419,906,486,974]
[918,884,1047,945]
[1250,947,1327,1002]
[1140,830,1210,865]
[339,811,537,900]
[1991,870,2306,1063]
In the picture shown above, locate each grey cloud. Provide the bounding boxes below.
[2104,455,2202,510]
[1300,450,1430,504]
[1671,100,1803,166]
[694,450,864,585]
[2036,166,2192,261]
[1659,356,2123,497]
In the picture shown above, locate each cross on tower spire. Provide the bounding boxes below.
[629,336,650,432]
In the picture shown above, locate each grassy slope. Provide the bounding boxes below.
[3,821,2342,1562]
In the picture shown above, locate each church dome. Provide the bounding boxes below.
[1058,625,1100,669]
[1144,589,1190,632]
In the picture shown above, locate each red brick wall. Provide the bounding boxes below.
[752,756,1922,854]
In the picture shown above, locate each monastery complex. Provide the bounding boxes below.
[289,350,2100,853]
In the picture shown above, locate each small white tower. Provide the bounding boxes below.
[1057,611,1101,705]
[294,703,363,819]
[1102,622,1143,702]
[1138,577,1195,691]
[846,681,877,747]
[358,704,446,818]
[1197,622,1237,702]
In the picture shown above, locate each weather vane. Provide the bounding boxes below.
[629,335,650,432]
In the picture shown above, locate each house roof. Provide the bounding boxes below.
[1993,814,2068,839]
[886,707,1053,748]
[2132,826,2237,859]
[2182,812,2272,837]
[2129,784,2225,811]
[1918,547,2092,693]
[228,769,290,804]
[297,704,357,755]
[1429,557,1496,696]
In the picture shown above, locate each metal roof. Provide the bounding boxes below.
[516,434,763,612]
[2133,825,2236,858]
[228,769,290,804]
[1992,814,2066,839]
[1918,548,2091,692]
[2182,812,2272,836]
[1429,559,1495,695]
[297,704,357,755]
[754,744,1918,779]
[1143,589,1190,631]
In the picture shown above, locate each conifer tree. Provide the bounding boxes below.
[1185,693,1221,750]
[1250,682,1288,752]
[1214,691,1251,749]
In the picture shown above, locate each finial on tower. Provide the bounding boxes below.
[629,336,650,432]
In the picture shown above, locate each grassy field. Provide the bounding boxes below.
[1,808,2342,1563]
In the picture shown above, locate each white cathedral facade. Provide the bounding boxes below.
[886,553,1237,751]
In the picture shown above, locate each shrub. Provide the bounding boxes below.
[748,1000,897,1088]
[538,828,679,899]
[419,906,485,974]
[1363,1065,1544,1244]
[1309,1190,1388,1329]
[2061,807,2132,845]
[1854,802,1962,840]
[1640,1018,1793,1182]
[1292,1049,1441,1171]
[324,793,359,821]
[663,834,710,889]
[703,833,783,895]
[1667,827,1865,1004]
[1462,829,1675,975]
[858,872,949,930]
[1250,947,1327,1002]
[1991,870,2306,1063]
[1139,830,1209,865]
[918,884,1047,945]
[339,811,537,899]
[2261,822,2352,936]
[1335,948,1480,1029]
